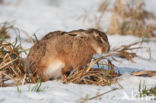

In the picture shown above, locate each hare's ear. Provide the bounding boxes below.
[68,33,77,36]
[94,33,106,44]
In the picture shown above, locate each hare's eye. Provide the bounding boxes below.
[96,36,105,44]
[96,36,102,41]
[68,34,77,36]
[96,36,101,40]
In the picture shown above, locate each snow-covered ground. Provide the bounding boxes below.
[0,0,156,103]
[0,75,155,103]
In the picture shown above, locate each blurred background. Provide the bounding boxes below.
[0,0,155,38]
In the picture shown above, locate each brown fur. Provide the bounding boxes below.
[41,31,65,40]
[25,29,110,80]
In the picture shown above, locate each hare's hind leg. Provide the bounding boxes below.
[43,59,65,80]
[61,66,73,80]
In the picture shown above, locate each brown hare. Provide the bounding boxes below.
[25,29,110,80]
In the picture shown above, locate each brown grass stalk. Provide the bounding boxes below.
[132,71,156,77]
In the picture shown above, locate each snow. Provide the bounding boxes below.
[0,75,156,103]
[0,0,156,103]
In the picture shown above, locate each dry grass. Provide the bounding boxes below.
[0,38,39,87]
[78,87,120,103]
[0,22,38,87]
[107,0,156,37]
[0,40,26,86]
[79,0,156,38]
[78,0,109,31]
[0,22,12,41]
[62,41,144,86]
[78,12,103,31]
[62,62,120,86]
[132,71,156,77]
